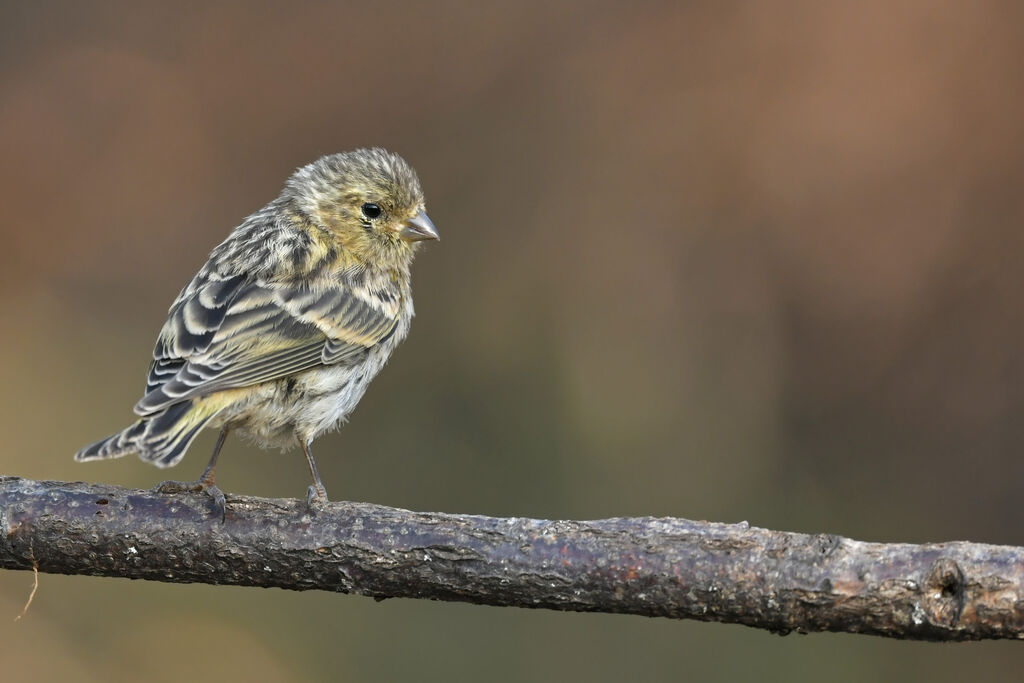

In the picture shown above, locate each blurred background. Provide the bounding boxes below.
[3,1,1024,680]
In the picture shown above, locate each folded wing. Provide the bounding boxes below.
[135,272,399,416]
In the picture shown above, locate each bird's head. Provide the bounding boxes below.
[286,148,438,269]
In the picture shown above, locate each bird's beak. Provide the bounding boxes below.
[400,211,439,242]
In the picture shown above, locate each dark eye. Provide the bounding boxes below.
[361,203,382,220]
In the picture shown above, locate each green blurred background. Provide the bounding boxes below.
[3,1,1024,680]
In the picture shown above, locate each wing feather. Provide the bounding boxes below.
[135,271,400,416]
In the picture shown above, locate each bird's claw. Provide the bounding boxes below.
[153,478,228,523]
[306,484,329,514]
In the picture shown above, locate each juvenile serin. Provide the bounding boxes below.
[75,148,438,516]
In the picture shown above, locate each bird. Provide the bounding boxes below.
[74,148,438,518]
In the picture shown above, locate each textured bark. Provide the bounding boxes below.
[1,475,1022,640]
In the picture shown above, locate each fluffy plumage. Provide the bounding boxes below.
[74,148,437,510]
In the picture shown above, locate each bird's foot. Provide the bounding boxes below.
[306,484,329,514]
[153,477,228,522]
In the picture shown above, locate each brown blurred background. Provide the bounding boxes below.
[3,1,1024,680]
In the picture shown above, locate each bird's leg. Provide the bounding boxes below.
[298,435,329,512]
[154,426,230,521]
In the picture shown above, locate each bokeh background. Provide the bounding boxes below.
[3,1,1024,680]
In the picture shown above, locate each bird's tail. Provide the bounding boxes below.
[74,399,224,468]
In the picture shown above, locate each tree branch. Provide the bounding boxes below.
[1,475,1022,640]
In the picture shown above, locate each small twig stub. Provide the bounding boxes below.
[13,540,38,621]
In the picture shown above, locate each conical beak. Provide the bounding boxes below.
[400,211,439,242]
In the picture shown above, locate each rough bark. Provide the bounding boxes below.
[1,475,1022,641]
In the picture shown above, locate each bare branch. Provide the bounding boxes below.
[1,475,1022,640]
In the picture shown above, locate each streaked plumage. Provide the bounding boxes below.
[74,148,438,512]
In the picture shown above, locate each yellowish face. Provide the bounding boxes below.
[290,149,436,265]
[339,180,424,243]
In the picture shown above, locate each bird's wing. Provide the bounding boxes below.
[134,272,400,416]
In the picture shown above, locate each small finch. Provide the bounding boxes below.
[75,148,438,516]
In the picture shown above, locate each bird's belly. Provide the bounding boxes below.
[216,351,391,448]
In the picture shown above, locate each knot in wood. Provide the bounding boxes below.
[922,557,966,628]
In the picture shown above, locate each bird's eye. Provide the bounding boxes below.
[361,203,382,220]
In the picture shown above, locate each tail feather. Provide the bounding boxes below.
[73,419,147,461]
[74,400,223,468]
